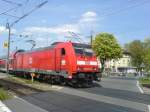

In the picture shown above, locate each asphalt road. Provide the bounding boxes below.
[3,77,150,112]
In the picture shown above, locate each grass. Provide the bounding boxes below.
[0,87,11,101]
[139,77,150,84]
[7,75,40,85]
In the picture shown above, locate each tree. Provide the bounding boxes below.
[92,32,122,73]
[143,38,150,72]
[125,40,144,72]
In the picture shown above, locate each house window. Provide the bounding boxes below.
[123,59,125,64]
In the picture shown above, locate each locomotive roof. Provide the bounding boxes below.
[18,45,56,54]
[15,42,92,54]
[52,42,91,48]
[72,43,91,48]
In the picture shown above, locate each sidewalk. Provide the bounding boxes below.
[0,73,48,112]
[2,97,48,112]
[0,101,12,112]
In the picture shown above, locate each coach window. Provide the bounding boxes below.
[61,48,66,55]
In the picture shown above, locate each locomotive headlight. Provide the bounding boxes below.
[77,67,80,71]
[77,67,83,71]
[68,75,72,79]
[90,61,97,65]
[93,67,97,70]
[77,61,85,65]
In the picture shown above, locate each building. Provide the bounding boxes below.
[105,51,137,74]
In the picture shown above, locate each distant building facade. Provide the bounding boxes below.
[104,51,137,73]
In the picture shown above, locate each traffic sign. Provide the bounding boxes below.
[3,42,8,48]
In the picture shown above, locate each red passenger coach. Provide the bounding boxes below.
[3,42,101,87]
[0,58,7,71]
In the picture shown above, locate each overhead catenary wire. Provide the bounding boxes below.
[0,6,20,16]
[100,0,150,18]
[1,0,22,6]
[10,0,48,27]
[2,13,19,18]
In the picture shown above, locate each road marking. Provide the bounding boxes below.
[136,81,144,94]
[148,105,150,112]
[0,101,12,112]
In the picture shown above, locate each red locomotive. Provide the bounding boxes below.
[0,42,101,87]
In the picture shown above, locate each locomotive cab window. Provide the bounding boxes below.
[61,48,66,55]
[73,43,94,56]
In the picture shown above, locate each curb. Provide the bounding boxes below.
[0,101,12,112]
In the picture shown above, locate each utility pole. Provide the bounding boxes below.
[6,22,11,75]
[90,30,93,46]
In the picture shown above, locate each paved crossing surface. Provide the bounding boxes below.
[2,77,150,112]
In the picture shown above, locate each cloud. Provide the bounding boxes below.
[79,11,98,23]
[0,26,6,33]
[0,26,17,34]
[24,24,79,35]
[21,11,98,46]
[23,24,80,37]
[23,11,98,35]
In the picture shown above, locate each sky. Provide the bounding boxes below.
[0,0,150,55]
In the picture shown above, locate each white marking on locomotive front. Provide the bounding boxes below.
[77,61,85,65]
[90,61,97,65]
[61,60,66,65]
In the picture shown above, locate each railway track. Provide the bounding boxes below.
[0,79,43,96]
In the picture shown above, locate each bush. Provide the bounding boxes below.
[139,77,150,84]
[0,88,10,100]
[146,73,150,77]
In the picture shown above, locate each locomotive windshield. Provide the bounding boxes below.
[73,43,94,56]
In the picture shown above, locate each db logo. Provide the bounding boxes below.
[85,61,90,65]
[29,57,33,64]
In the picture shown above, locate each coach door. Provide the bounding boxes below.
[55,48,61,71]
[55,48,66,72]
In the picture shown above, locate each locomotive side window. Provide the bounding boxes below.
[61,48,66,55]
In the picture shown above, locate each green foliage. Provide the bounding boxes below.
[92,32,122,73]
[139,77,150,84]
[143,38,150,72]
[0,88,11,100]
[125,40,144,71]
[125,38,150,72]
